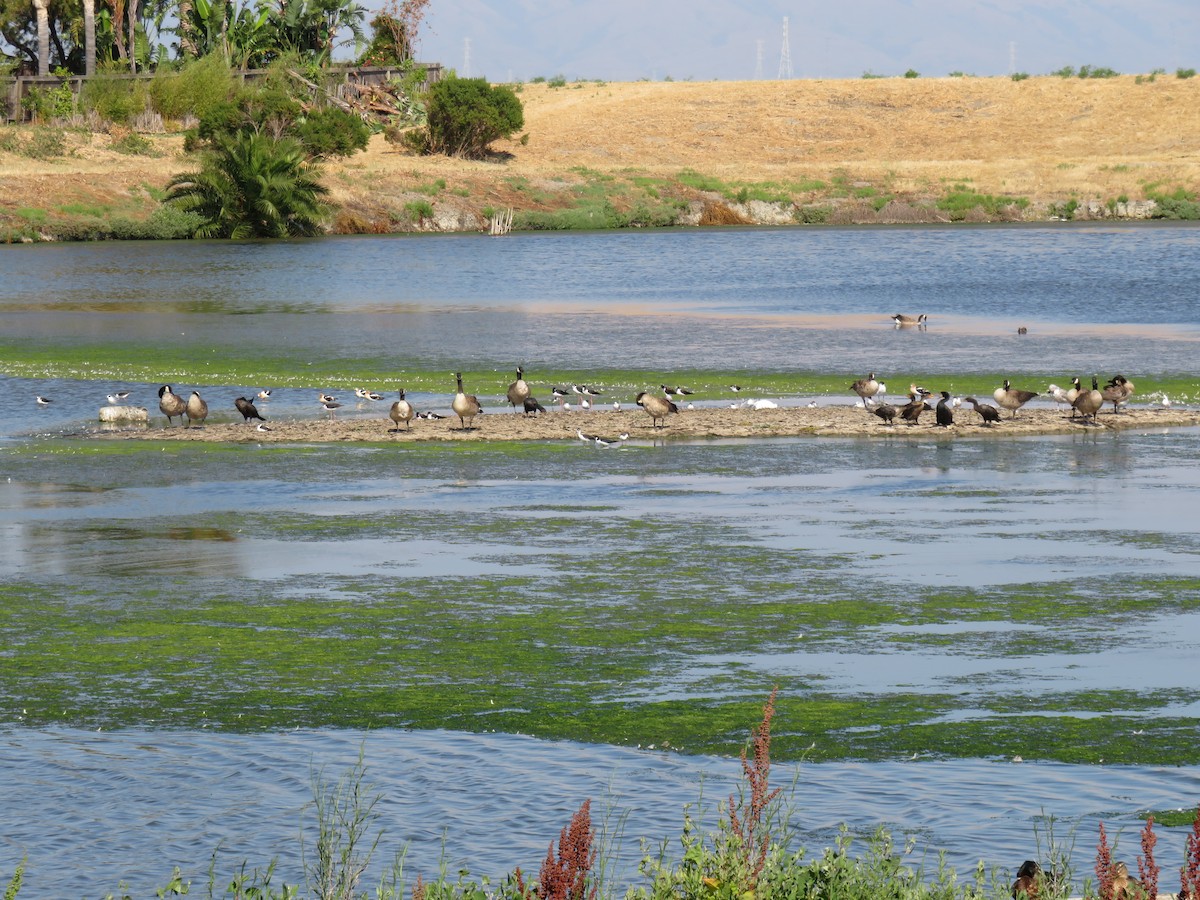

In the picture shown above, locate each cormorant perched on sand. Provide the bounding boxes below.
[963,396,1001,426]
[235,397,265,423]
[523,396,546,417]
[873,403,897,426]
[935,391,955,427]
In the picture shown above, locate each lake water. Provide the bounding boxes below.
[2,225,1200,897]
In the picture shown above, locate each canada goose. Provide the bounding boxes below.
[1072,376,1104,424]
[185,391,208,426]
[522,396,546,417]
[873,403,897,426]
[35,395,52,406]
[452,371,482,429]
[935,391,954,427]
[900,393,926,425]
[636,391,678,427]
[1064,378,1081,417]
[389,389,414,430]
[320,399,342,420]
[506,365,530,411]
[106,391,130,405]
[1102,374,1135,413]
[963,396,1001,426]
[661,385,693,397]
[993,380,1039,418]
[234,397,265,423]
[850,372,881,406]
[891,313,928,327]
[158,385,187,425]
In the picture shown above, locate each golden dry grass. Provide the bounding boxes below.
[2,74,1198,234]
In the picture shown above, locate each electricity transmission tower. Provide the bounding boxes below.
[778,17,793,79]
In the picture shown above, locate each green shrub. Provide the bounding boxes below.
[1011,71,1030,81]
[1148,187,1200,219]
[796,204,832,224]
[292,107,370,159]
[861,71,884,79]
[21,127,67,159]
[403,199,434,221]
[938,187,1028,219]
[531,75,546,83]
[79,76,147,124]
[1177,67,1197,79]
[111,132,160,156]
[1078,65,1118,78]
[421,75,524,158]
[148,54,237,122]
[22,78,75,121]
[1049,198,1080,219]
[547,74,567,88]
[904,68,920,78]
[0,130,19,153]
[415,177,446,196]
[1051,66,1076,78]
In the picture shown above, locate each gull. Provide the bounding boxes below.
[612,400,622,412]
[1161,395,1172,408]
[750,398,778,410]
[106,391,131,405]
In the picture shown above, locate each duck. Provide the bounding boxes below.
[158,385,187,425]
[891,313,928,327]
[506,365,530,411]
[389,389,414,430]
[935,391,955,427]
[850,372,881,407]
[452,371,482,430]
[1102,375,1135,413]
[963,396,1001,426]
[993,380,1039,418]
[873,403,897,426]
[636,391,678,428]
[900,392,927,425]
[1072,375,1104,424]
[185,391,208,426]
[234,397,265,423]
[1011,860,1043,899]
[523,396,546,417]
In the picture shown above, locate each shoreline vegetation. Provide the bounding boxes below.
[5,695,1200,900]
[3,75,1200,241]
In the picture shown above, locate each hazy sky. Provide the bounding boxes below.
[409,0,1199,83]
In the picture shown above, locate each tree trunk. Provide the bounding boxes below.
[127,0,138,71]
[177,0,197,57]
[33,0,50,75]
[83,0,95,76]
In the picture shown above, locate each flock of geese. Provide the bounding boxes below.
[74,367,1142,434]
[849,372,1138,427]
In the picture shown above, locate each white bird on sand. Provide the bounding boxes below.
[750,398,778,410]
[256,422,272,432]
[1161,394,1172,408]
[612,400,622,412]
[807,400,818,408]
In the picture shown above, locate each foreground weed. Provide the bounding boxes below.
[303,749,384,900]
[1181,805,1200,899]
[3,858,23,900]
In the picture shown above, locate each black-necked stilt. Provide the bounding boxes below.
[320,400,342,420]
[158,385,186,425]
[507,365,530,411]
[576,429,596,443]
[729,385,743,392]
[994,380,1039,419]
[35,395,52,407]
[660,385,693,398]
[551,386,569,407]
[581,385,602,399]
[452,372,481,430]
[636,392,678,428]
[389,389,414,430]
[185,391,208,426]
[594,432,630,448]
[235,397,265,423]
[417,410,445,420]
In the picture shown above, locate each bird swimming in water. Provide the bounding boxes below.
[235,397,265,423]
[256,389,272,401]
[636,391,678,428]
[389,389,414,430]
[452,371,482,430]
[35,395,52,407]
[891,313,928,327]
[935,391,955,427]
[158,385,186,425]
[963,396,1001,426]
[185,391,208,426]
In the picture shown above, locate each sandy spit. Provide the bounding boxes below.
[86,405,1200,444]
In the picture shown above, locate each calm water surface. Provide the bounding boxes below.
[2,226,1200,895]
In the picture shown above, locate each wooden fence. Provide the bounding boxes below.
[2,62,442,123]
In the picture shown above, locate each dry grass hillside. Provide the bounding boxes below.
[2,75,1198,237]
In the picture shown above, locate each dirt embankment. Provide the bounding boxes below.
[3,75,1198,237]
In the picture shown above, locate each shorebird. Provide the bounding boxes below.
[35,395,52,407]
[363,391,383,402]
[255,422,271,432]
[320,399,343,420]
[994,380,1039,418]
[850,372,881,407]
[611,400,622,412]
[551,386,570,407]
[576,429,596,443]
[106,391,131,405]
[594,432,629,447]
[506,365,530,411]
[234,397,265,423]
[158,385,186,425]
[185,390,208,426]
[729,385,743,393]
[389,389,414,430]
[256,389,272,401]
[963,396,1001,426]
[318,392,338,405]
[636,392,678,428]
[452,371,481,430]
[660,385,693,398]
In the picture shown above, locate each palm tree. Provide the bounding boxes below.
[83,0,96,75]
[33,0,50,75]
[164,130,329,238]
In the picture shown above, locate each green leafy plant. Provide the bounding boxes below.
[164,129,329,238]
[1011,71,1030,81]
[1177,67,1197,79]
[292,107,370,158]
[1051,66,1076,78]
[3,856,24,900]
[303,749,384,900]
[904,68,920,78]
[417,74,524,158]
